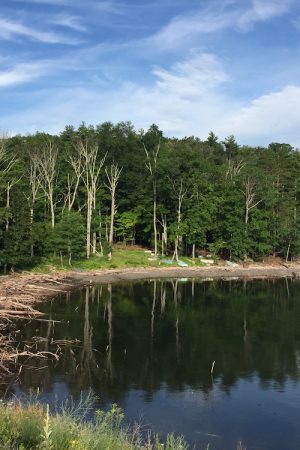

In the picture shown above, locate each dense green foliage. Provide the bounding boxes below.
[1,122,300,269]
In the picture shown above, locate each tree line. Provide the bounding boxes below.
[1,121,299,270]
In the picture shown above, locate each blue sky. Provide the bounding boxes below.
[1,0,300,146]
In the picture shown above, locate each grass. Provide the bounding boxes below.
[29,246,205,273]
[0,398,246,450]
[0,399,188,450]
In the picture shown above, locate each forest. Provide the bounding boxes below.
[0,121,299,270]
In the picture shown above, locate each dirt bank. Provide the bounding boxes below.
[71,263,300,284]
[2,262,300,315]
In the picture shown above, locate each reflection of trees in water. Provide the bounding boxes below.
[171,279,180,363]
[13,279,300,403]
[106,284,113,379]
[150,280,156,345]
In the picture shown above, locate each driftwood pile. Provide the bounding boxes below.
[0,272,77,378]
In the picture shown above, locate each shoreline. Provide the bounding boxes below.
[0,262,300,377]
[70,263,300,284]
[2,263,300,312]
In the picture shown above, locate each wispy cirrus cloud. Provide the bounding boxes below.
[153,53,229,98]
[148,0,293,50]
[149,9,235,50]
[1,0,300,148]
[49,15,86,32]
[0,16,82,44]
[1,53,232,135]
[4,52,300,148]
[0,61,49,87]
[238,0,292,30]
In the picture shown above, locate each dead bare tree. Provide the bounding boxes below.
[158,214,168,256]
[5,176,22,232]
[0,135,20,272]
[66,149,85,212]
[73,140,106,258]
[3,175,22,274]
[242,177,262,226]
[225,158,245,185]
[24,151,41,257]
[143,140,160,257]
[242,177,262,260]
[0,134,16,174]
[105,163,122,261]
[171,179,187,263]
[33,140,58,229]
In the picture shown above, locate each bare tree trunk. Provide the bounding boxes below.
[286,241,291,262]
[50,192,55,229]
[27,156,41,257]
[144,141,160,257]
[105,164,122,261]
[33,140,58,229]
[242,177,262,260]
[153,179,158,256]
[173,238,179,263]
[98,209,103,256]
[171,179,187,263]
[30,207,34,257]
[161,215,168,256]
[109,187,115,250]
[4,176,22,273]
[72,140,106,258]
[192,242,195,259]
[0,136,17,273]
[92,232,97,254]
[3,184,9,274]
[6,182,10,232]
[86,195,93,258]
[68,240,72,266]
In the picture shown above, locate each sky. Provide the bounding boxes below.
[1,0,300,146]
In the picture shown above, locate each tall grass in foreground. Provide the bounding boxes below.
[0,400,188,450]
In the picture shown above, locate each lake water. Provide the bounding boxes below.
[9,278,300,449]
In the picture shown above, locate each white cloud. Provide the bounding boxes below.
[2,53,233,136]
[2,52,300,148]
[149,9,235,50]
[0,16,82,44]
[220,85,300,146]
[147,0,292,51]
[0,62,47,86]
[153,53,229,98]
[238,0,291,30]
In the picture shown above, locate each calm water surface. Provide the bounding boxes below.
[9,278,300,449]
